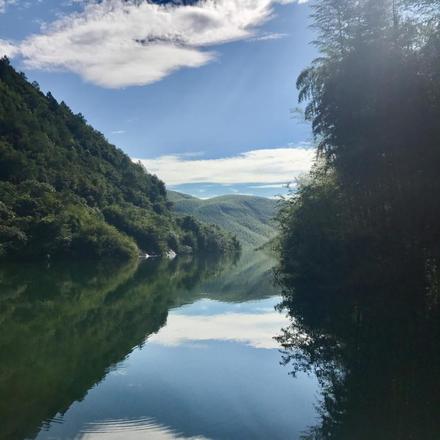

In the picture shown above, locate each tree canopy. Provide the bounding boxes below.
[279,0,440,277]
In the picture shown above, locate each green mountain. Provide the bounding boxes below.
[0,58,239,260]
[168,191,278,249]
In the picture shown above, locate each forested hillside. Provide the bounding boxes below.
[168,191,277,249]
[0,58,239,260]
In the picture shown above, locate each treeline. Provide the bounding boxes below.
[0,58,240,260]
[278,0,440,281]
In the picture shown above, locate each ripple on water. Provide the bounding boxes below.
[78,417,209,439]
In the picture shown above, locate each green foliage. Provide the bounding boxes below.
[102,204,170,255]
[0,180,139,259]
[0,58,239,259]
[277,163,351,283]
[177,215,241,254]
[279,0,440,280]
[169,191,277,249]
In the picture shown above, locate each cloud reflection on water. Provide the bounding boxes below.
[148,298,288,350]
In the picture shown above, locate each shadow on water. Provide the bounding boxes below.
[276,245,440,440]
[0,251,275,440]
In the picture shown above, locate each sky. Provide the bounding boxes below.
[0,0,317,198]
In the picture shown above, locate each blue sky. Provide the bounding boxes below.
[0,0,316,198]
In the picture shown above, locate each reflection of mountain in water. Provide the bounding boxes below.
[0,251,276,440]
[172,251,279,305]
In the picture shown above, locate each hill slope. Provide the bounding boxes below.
[168,191,278,249]
[0,58,239,259]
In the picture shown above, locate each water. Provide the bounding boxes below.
[0,252,319,440]
[2,250,440,439]
[276,248,440,440]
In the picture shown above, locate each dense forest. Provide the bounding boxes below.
[0,58,240,260]
[168,191,277,249]
[276,1,440,438]
[278,0,440,282]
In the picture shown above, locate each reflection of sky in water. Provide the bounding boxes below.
[149,298,288,349]
[171,297,281,316]
[36,296,318,440]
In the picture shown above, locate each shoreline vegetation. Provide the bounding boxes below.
[277,0,440,284]
[275,1,440,438]
[0,58,240,261]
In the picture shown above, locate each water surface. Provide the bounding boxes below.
[0,252,318,440]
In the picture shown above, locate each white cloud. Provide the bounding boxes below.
[135,147,315,185]
[0,39,19,57]
[2,0,303,87]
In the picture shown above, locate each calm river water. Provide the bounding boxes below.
[0,252,319,440]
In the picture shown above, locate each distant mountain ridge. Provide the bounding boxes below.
[168,191,278,249]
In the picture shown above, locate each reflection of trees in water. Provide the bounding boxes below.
[176,251,279,303]
[0,252,251,440]
[276,249,440,440]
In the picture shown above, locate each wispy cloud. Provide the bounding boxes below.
[135,146,315,185]
[0,0,16,14]
[0,0,38,14]
[1,0,304,88]
[248,32,289,42]
[249,183,287,188]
